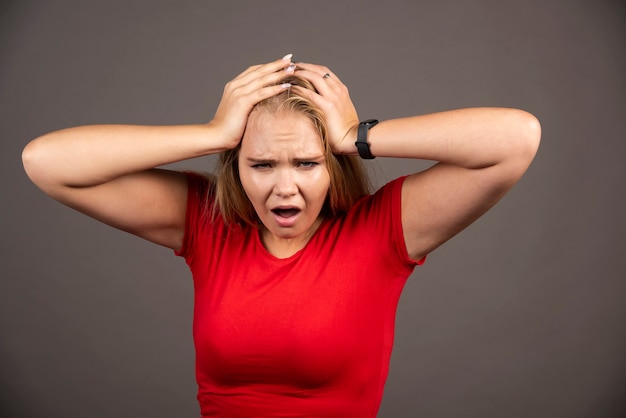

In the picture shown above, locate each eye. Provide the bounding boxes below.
[297,161,319,168]
[251,163,272,169]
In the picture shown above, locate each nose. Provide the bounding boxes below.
[273,168,298,197]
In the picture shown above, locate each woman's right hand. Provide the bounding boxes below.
[208,54,295,149]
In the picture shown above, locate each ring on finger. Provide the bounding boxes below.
[322,73,331,79]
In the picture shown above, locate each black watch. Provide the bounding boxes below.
[355,119,379,159]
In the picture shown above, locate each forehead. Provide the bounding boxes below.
[241,110,323,156]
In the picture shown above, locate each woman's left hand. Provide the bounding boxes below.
[290,62,359,154]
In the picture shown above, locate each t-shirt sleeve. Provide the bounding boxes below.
[360,176,426,270]
[174,172,212,262]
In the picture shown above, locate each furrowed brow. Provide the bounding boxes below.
[247,157,277,164]
[293,154,325,162]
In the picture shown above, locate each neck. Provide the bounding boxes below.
[260,217,324,259]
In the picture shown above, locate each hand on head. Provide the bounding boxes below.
[209,55,359,154]
[208,54,295,150]
[289,62,359,154]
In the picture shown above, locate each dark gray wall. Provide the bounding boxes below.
[2,0,624,417]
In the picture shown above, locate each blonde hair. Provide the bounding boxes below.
[213,74,370,226]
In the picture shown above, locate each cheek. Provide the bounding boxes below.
[307,170,331,202]
[238,166,263,204]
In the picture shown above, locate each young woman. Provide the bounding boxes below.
[22,54,540,417]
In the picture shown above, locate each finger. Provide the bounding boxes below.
[296,62,346,92]
[294,62,335,77]
[295,62,343,88]
[231,67,295,108]
[293,68,343,101]
[225,64,293,103]
[237,54,292,77]
[233,55,294,85]
[289,85,328,110]
[233,67,296,101]
[250,82,293,104]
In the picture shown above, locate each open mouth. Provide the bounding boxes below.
[270,207,301,227]
[271,207,301,218]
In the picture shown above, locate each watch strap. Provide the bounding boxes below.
[355,119,379,159]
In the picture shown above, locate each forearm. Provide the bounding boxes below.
[22,123,227,188]
[345,108,541,168]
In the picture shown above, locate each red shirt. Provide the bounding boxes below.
[176,173,422,417]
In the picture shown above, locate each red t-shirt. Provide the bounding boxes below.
[176,173,423,417]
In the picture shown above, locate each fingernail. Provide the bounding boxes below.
[282,53,293,61]
[280,83,291,89]
[285,63,296,73]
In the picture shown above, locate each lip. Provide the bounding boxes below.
[271,206,301,228]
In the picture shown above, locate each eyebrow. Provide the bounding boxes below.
[245,155,325,163]
[246,157,276,163]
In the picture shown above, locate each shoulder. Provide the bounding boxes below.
[333,176,407,236]
[183,171,215,193]
[350,176,407,215]
[322,176,419,270]
[179,171,219,227]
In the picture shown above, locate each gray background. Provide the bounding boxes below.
[1,0,625,417]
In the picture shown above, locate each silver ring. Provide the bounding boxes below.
[322,73,330,79]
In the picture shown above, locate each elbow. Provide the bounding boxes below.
[22,138,41,183]
[492,110,541,183]
[509,109,541,167]
[22,135,55,190]
[520,110,541,160]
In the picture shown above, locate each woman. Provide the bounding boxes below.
[22,54,541,417]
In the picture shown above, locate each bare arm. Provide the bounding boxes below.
[22,56,296,251]
[22,124,221,250]
[364,108,541,260]
[292,63,541,261]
